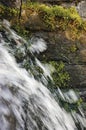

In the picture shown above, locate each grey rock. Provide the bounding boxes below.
[31,31,86,88]
[0,0,21,8]
[77,1,86,19]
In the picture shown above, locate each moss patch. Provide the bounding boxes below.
[22,2,86,39]
[49,61,70,88]
[0,4,19,19]
[0,2,86,40]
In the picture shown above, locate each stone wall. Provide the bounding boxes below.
[31,30,86,88]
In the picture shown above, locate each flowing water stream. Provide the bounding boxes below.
[0,20,86,130]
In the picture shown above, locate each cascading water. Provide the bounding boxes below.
[0,20,86,130]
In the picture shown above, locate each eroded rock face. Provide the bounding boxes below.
[32,31,86,88]
[22,0,86,88]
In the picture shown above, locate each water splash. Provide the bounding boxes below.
[29,37,47,54]
[0,20,86,130]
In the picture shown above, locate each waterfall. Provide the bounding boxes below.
[0,20,86,130]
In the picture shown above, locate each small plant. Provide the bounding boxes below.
[70,45,77,52]
[0,4,19,19]
[12,23,29,38]
[49,61,70,88]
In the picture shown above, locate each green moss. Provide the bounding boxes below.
[23,1,41,12]
[0,4,19,19]
[38,5,83,30]
[12,23,29,38]
[0,2,86,39]
[22,1,86,39]
[49,61,70,88]
[70,45,77,52]
[0,4,29,38]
